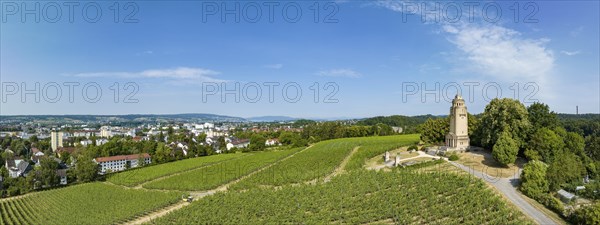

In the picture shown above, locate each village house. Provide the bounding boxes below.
[265,138,280,146]
[93,153,151,174]
[5,158,31,178]
[226,139,250,151]
[56,169,68,185]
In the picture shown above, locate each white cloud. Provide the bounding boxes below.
[561,50,581,56]
[442,24,554,83]
[316,69,362,78]
[263,64,283,69]
[71,67,225,82]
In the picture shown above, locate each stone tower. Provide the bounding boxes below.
[446,95,469,150]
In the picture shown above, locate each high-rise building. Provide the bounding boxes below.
[50,130,63,152]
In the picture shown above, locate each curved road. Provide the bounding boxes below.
[449,162,558,225]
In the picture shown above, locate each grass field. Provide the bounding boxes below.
[0,182,182,225]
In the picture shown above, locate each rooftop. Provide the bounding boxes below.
[95,153,151,163]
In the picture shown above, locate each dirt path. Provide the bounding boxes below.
[366,151,439,170]
[323,146,359,183]
[124,201,190,225]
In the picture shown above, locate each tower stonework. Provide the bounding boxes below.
[446,95,469,151]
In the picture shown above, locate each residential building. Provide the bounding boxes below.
[93,153,151,173]
[100,126,112,138]
[56,169,68,185]
[226,139,250,151]
[265,138,280,146]
[50,130,63,152]
[5,158,31,178]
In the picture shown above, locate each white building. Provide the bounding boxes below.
[100,126,112,138]
[265,138,280,146]
[50,131,63,152]
[445,95,470,151]
[93,153,151,173]
[226,139,250,151]
[80,140,93,146]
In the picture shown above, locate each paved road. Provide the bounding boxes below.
[449,162,558,225]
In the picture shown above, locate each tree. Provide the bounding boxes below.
[479,98,530,149]
[74,154,98,182]
[416,118,448,144]
[248,134,266,151]
[492,132,519,166]
[569,202,600,225]
[520,160,549,199]
[39,157,60,187]
[527,102,559,131]
[585,133,600,161]
[153,143,172,163]
[564,132,586,158]
[546,152,585,191]
[525,128,564,162]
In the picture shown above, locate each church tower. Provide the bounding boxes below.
[446,95,469,151]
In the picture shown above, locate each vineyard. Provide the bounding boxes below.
[147,167,533,224]
[230,139,356,189]
[0,134,538,224]
[343,134,420,171]
[0,182,182,225]
[143,148,304,191]
[107,153,245,187]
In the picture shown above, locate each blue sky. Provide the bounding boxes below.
[1,1,598,118]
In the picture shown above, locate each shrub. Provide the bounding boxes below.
[537,194,564,215]
[407,145,418,151]
[569,202,600,225]
[448,154,459,161]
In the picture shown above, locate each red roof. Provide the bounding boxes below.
[95,153,151,163]
[57,147,76,154]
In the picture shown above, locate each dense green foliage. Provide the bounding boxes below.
[356,115,437,133]
[478,98,530,149]
[569,202,600,225]
[143,148,303,191]
[0,182,182,225]
[546,152,586,191]
[108,153,244,187]
[148,168,532,225]
[416,118,448,144]
[520,160,549,199]
[492,132,519,166]
[525,128,565,162]
[301,121,396,143]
